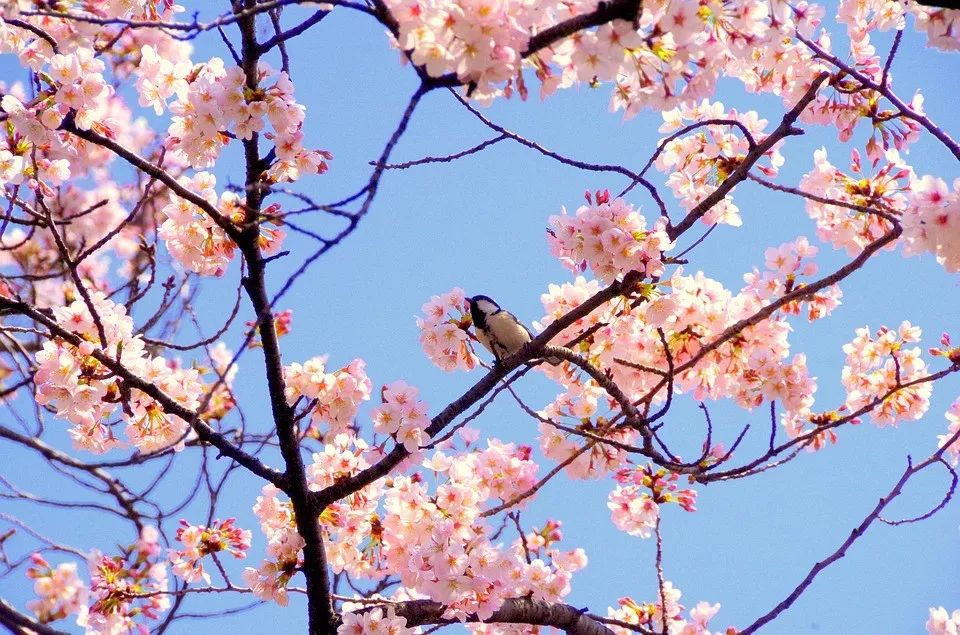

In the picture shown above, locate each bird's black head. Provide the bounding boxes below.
[468,295,499,329]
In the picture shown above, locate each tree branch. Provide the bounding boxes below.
[384,597,615,635]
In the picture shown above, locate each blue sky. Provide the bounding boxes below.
[2,3,959,634]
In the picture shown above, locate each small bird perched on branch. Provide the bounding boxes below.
[468,295,562,366]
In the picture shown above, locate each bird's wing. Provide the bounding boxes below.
[502,311,533,339]
[485,311,533,359]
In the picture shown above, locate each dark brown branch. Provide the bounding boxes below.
[383,597,614,635]
[4,19,59,53]
[798,34,960,162]
[667,72,830,240]
[61,121,237,239]
[740,441,960,634]
[310,270,642,510]
[376,135,507,169]
[0,298,287,490]
[232,2,333,631]
[0,598,70,635]
[258,8,334,54]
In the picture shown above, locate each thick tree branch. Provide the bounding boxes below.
[0,298,287,490]
[0,598,70,635]
[798,33,960,162]
[61,122,238,239]
[667,72,830,240]
[310,270,642,509]
[382,597,615,635]
[232,2,333,631]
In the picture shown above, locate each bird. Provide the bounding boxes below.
[467,295,562,366]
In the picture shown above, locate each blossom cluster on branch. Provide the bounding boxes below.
[1,0,959,634]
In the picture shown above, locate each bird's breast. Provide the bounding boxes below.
[485,312,532,357]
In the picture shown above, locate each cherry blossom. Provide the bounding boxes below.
[928,606,960,635]
[799,147,907,256]
[372,380,431,452]
[841,321,932,426]
[338,606,416,635]
[25,554,87,624]
[157,172,238,276]
[607,582,721,635]
[81,526,170,634]
[33,292,204,454]
[608,464,697,538]
[416,287,478,371]
[903,175,960,273]
[547,190,673,282]
[655,101,786,226]
[284,356,373,439]
[168,518,251,584]
[937,398,960,465]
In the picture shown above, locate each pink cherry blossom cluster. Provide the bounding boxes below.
[157,171,239,276]
[655,101,785,227]
[607,586,721,635]
[377,441,588,621]
[168,518,252,584]
[380,0,834,115]
[0,92,68,189]
[523,518,563,553]
[533,262,819,467]
[534,276,614,347]
[0,3,190,80]
[799,147,908,256]
[25,554,87,624]
[338,606,416,635]
[48,48,112,131]
[538,383,641,480]
[34,292,204,453]
[742,236,842,321]
[805,34,923,158]
[902,175,960,273]
[306,434,385,578]
[284,356,373,439]
[246,435,386,600]
[0,15,190,190]
[382,477,582,619]
[81,526,169,635]
[383,0,532,99]
[839,0,960,52]
[244,484,303,606]
[633,270,816,411]
[781,406,845,451]
[416,287,479,371]
[937,398,960,466]
[145,53,331,179]
[372,380,431,452]
[0,80,154,193]
[911,7,960,51]
[841,321,931,426]
[928,606,960,635]
[608,464,696,538]
[135,44,191,116]
[547,190,673,282]
[0,46,110,146]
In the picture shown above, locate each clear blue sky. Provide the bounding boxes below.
[1,3,959,634]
